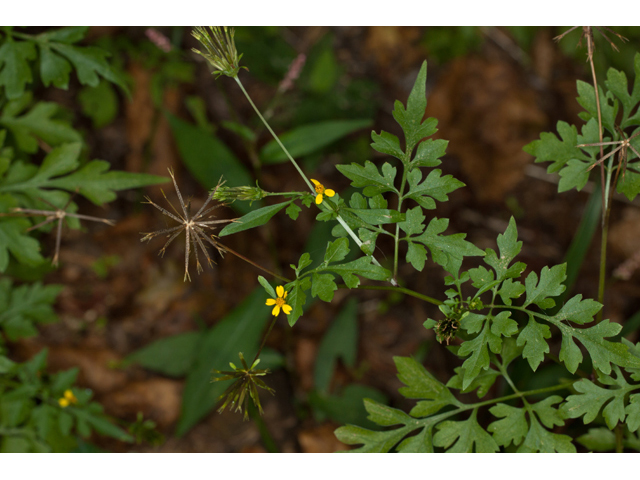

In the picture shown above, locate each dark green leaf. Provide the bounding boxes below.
[311,273,337,302]
[336,161,398,196]
[403,168,464,209]
[433,410,499,453]
[0,40,36,99]
[219,202,289,236]
[371,130,404,161]
[411,139,447,168]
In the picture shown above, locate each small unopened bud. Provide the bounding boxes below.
[213,185,266,204]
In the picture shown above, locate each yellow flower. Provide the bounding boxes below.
[265,285,292,316]
[58,389,77,408]
[310,179,335,205]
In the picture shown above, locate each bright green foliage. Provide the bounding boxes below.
[562,366,640,430]
[0,27,127,98]
[0,349,132,452]
[525,52,640,200]
[0,27,169,452]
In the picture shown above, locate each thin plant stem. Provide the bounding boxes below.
[253,314,279,365]
[586,29,608,322]
[233,74,398,286]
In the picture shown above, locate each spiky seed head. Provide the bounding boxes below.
[191,26,246,79]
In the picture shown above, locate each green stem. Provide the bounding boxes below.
[233,74,398,286]
[253,314,279,365]
[615,423,624,453]
[469,382,572,411]
[249,404,279,453]
[233,76,314,193]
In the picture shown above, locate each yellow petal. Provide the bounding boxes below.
[310,178,320,186]
[272,305,281,316]
[315,193,323,204]
[64,390,75,400]
[282,304,292,315]
[324,189,335,197]
[58,398,69,408]
[276,285,284,298]
[266,298,276,306]
[283,291,288,299]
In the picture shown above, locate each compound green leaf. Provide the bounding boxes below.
[323,237,350,264]
[488,403,527,448]
[311,273,337,302]
[497,278,525,306]
[285,276,311,327]
[398,206,425,236]
[433,410,499,453]
[458,322,501,389]
[336,161,398,196]
[0,218,44,272]
[412,217,484,269]
[446,366,499,399]
[404,168,464,210]
[626,394,640,432]
[334,424,410,453]
[558,158,591,192]
[517,316,551,371]
[576,427,616,452]
[370,130,404,161]
[49,43,126,91]
[524,121,589,173]
[517,415,575,453]
[554,294,602,325]
[0,39,36,99]
[411,139,447,168]
[523,264,566,309]
[364,398,413,427]
[576,80,617,134]
[406,241,427,272]
[347,208,404,225]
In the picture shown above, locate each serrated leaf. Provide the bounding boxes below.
[433,410,499,453]
[411,139,447,168]
[260,119,372,164]
[555,294,602,325]
[524,121,590,173]
[49,43,126,91]
[364,398,413,427]
[219,202,289,236]
[562,368,632,429]
[406,241,427,271]
[0,218,44,272]
[447,366,499,399]
[311,272,337,302]
[491,311,518,337]
[523,264,566,309]
[458,322,501,389]
[358,229,378,256]
[334,424,409,453]
[517,316,551,371]
[555,319,640,374]
[39,45,72,89]
[392,61,439,152]
[285,202,301,220]
[412,217,484,269]
[0,100,82,153]
[626,394,640,432]
[404,168,464,210]
[488,403,527,447]
[576,80,617,134]
[398,206,425,236]
[517,415,575,453]
[558,158,591,192]
[497,278,525,305]
[0,40,36,99]
[617,169,640,201]
[336,161,397,196]
[370,130,404,161]
[48,159,167,206]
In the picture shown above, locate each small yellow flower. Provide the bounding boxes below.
[58,389,77,408]
[310,179,335,205]
[265,285,292,316]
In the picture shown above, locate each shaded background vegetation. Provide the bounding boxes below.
[9,26,640,452]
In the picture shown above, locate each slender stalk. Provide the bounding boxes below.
[586,29,608,322]
[253,314,279,364]
[233,74,398,286]
[615,423,624,453]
